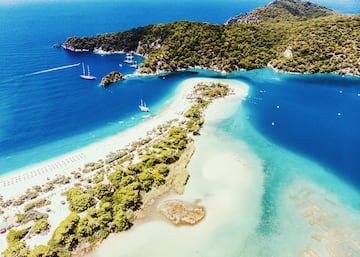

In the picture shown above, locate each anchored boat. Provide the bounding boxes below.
[80,63,96,80]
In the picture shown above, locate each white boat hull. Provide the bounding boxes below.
[139,105,150,112]
[80,63,96,80]
[80,75,96,80]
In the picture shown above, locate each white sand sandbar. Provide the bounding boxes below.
[87,78,265,257]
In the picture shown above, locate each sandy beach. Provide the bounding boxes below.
[0,78,248,201]
[0,77,253,254]
[87,78,265,257]
[0,78,196,201]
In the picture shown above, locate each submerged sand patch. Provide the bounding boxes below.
[232,117,360,257]
[157,200,206,226]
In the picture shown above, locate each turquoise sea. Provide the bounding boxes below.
[1,0,360,256]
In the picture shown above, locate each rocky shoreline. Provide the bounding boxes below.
[62,42,360,78]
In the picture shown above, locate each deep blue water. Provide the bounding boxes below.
[0,0,261,173]
[227,69,360,190]
[0,0,360,196]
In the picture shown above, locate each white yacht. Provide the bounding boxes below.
[139,99,150,112]
[130,61,138,68]
[124,53,134,64]
[80,63,96,80]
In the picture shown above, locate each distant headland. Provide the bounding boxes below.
[62,0,360,77]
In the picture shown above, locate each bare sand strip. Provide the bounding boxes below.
[87,78,265,257]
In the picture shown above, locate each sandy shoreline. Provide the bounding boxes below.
[0,77,247,201]
[0,77,256,255]
[0,78,195,201]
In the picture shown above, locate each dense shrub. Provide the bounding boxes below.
[31,218,50,234]
[66,187,95,213]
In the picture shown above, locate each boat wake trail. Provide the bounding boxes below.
[30,63,81,75]
[0,63,81,86]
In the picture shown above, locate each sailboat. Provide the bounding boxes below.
[124,53,134,64]
[130,61,138,68]
[139,99,150,112]
[80,63,96,80]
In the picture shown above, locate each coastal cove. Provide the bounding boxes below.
[1,1,360,257]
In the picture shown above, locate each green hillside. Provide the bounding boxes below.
[62,1,360,77]
[226,0,335,24]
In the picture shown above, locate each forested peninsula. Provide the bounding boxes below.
[63,0,360,76]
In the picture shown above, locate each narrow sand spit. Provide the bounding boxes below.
[87,78,265,257]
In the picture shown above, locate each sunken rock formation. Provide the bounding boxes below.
[157,200,206,226]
